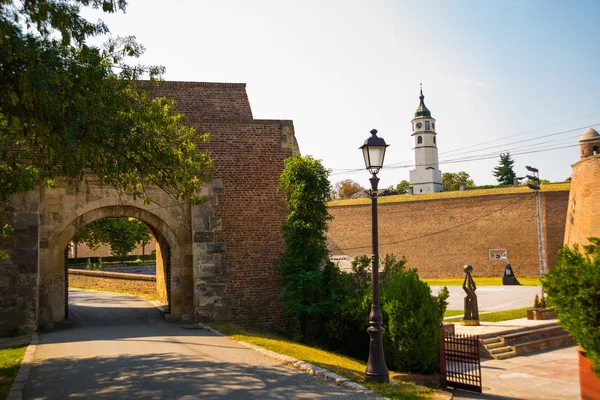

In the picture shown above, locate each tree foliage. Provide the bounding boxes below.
[277,154,335,338]
[492,153,516,186]
[72,217,151,261]
[0,1,212,259]
[389,180,410,195]
[442,172,474,191]
[333,179,364,199]
[543,237,600,378]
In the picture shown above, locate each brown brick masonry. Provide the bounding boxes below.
[327,190,569,278]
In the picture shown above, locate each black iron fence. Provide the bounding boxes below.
[440,328,482,393]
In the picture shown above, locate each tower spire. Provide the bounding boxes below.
[414,84,431,118]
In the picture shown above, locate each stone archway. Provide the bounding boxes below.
[37,182,195,329]
[62,214,173,320]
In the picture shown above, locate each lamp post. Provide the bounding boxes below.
[360,129,390,383]
[525,165,546,297]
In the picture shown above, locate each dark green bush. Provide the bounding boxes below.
[383,265,449,374]
[322,255,374,360]
[543,237,600,378]
[321,253,449,374]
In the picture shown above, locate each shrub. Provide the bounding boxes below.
[543,237,600,378]
[533,294,540,308]
[85,257,103,271]
[383,265,449,374]
[322,254,410,360]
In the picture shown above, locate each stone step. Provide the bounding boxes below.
[513,333,575,355]
[485,341,507,350]
[489,346,514,355]
[481,337,501,346]
[496,350,518,360]
[502,325,568,346]
[475,322,560,340]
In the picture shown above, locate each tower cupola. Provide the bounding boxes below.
[414,86,432,119]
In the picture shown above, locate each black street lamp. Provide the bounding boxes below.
[359,128,390,383]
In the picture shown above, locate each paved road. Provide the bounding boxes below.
[25,289,376,400]
[430,285,541,312]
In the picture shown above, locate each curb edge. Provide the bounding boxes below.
[7,332,38,400]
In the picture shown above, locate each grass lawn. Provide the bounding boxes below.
[424,277,540,286]
[209,323,436,399]
[443,310,463,318]
[329,183,569,207]
[0,344,27,400]
[444,307,529,322]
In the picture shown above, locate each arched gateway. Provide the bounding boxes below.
[1,82,299,335]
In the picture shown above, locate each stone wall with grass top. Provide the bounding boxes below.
[68,269,156,298]
[327,186,569,278]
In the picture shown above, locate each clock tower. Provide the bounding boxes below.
[409,85,443,193]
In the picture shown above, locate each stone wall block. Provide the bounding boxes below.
[194,231,214,243]
[12,212,38,228]
[208,217,222,231]
[281,122,300,153]
[207,242,226,254]
[196,263,218,278]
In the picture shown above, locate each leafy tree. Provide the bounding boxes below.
[442,172,475,191]
[277,154,335,339]
[333,179,364,199]
[0,0,212,260]
[73,217,152,262]
[492,153,516,185]
[543,237,600,378]
[388,180,410,195]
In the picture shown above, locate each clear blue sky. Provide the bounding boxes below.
[82,0,600,188]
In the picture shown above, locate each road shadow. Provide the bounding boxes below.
[24,353,374,400]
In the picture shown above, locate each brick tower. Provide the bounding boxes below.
[564,127,600,246]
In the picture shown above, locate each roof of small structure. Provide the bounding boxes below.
[580,127,600,141]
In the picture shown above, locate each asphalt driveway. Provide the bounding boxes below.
[24,289,376,400]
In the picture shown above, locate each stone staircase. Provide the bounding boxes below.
[480,324,574,360]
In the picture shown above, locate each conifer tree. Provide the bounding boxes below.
[493,153,516,186]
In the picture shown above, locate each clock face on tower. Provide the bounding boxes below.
[416,122,422,128]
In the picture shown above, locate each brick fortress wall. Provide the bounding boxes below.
[149,82,297,328]
[327,189,569,278]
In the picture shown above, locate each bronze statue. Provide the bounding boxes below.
[461,265,480,326]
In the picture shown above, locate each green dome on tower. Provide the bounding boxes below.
[414,85,432,119]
